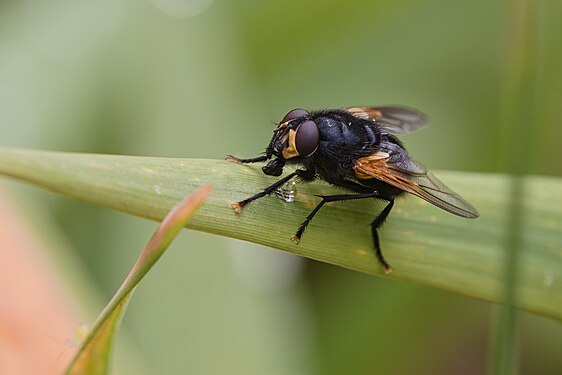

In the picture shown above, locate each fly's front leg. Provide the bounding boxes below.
[226,145,273,164]
[231,169,313,213]
[226,154,269,164]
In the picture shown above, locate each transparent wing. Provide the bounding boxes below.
[353,152,479,218]
[344,106,429,134]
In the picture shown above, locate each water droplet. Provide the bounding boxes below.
[274,181,297,203]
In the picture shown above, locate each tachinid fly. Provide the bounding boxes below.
[227,106,479,273]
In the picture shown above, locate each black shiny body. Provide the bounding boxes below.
[228,106,478,273]
[296,110,405,197]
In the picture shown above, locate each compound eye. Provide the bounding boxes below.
[281,108,309,124]
[295,120,319,157]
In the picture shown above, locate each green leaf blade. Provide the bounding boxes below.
[64,184,211,374]
[0,148,560,320]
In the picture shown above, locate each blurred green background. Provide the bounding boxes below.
[1,0,561,374]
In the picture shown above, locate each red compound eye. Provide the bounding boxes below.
[295,120,319,157]
[281,108,309,124]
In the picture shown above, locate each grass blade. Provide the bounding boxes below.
[0,148,561,321]
[64,184,211,374]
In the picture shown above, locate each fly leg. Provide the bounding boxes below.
[371,199,395,274]
[226,145,273,164]
[231,169,314,213]
[292,192,381,242]
[292,191,395,274]
[226,155,269,164]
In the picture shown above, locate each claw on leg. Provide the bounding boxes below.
[226,155,243,163]
[290,234,301,244]
[231,202,244,214]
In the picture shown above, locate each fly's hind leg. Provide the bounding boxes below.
[370,199,395,274]
[291,190,395,274]
[292,192,394,271]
